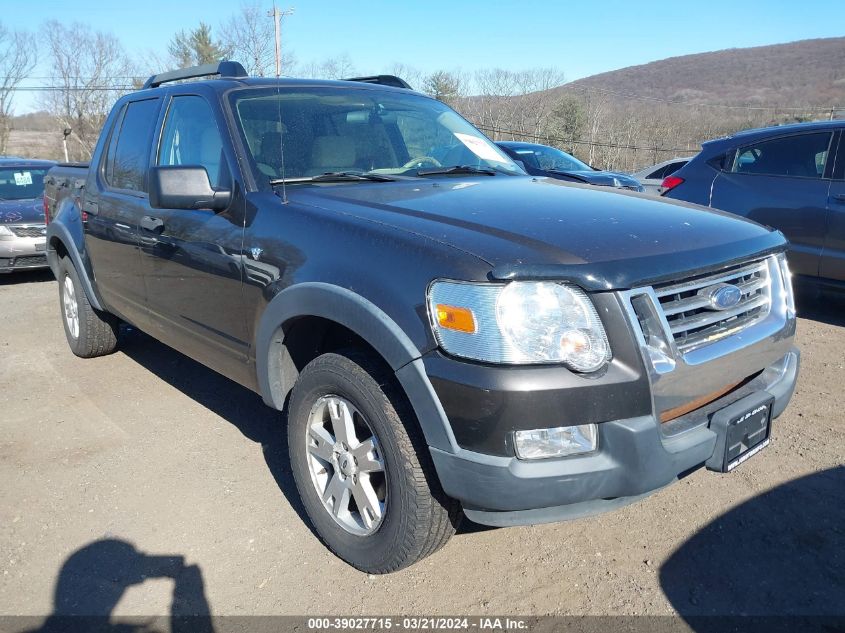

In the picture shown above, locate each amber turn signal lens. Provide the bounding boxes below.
[435,304,476,333]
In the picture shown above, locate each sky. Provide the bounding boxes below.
[7,0,845,113]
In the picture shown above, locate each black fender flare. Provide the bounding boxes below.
[46,209,106,312]
[255,282,458,453]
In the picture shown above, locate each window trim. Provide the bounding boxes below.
[828,130,844,181]
[99,96,162,198]
[728,130,835,181]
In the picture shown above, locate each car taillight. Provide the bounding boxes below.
[660,175,684,194]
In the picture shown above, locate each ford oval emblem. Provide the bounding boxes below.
[707,284,743,311]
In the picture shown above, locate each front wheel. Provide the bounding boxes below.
[288,350,459,573]
[58,255,119,358]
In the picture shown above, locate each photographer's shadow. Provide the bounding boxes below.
[660,466,845,625]
[30,538,214,633]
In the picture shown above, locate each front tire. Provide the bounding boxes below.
[58,255,119,358]
[288,350,459,573]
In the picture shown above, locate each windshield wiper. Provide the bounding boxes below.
[416,165,497,177]
[270,171,396,184]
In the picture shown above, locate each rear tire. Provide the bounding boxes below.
[58,255,119,358]
[288,349,459,573]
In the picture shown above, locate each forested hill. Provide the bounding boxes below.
[557,37,845,110]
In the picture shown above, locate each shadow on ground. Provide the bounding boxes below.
[794,282,845,328]
[24,538,214,633]
[660,466,845,625]
[117,328,316,538]
[118,328,487,541]
[0,269,53,286]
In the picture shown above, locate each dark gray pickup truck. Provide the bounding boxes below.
[43,62,799,573]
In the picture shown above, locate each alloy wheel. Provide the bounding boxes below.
[305,395,387,536]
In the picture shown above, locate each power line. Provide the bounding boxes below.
[2,86,136,92]
[565,84,842,113]
[475,124,694,154]
[2,74,842,113]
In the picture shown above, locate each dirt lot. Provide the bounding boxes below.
[1,270,843,623]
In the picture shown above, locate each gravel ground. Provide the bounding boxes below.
[0,270,843,623]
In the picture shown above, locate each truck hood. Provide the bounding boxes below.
[291,176,786,290]
[0,198,44,225]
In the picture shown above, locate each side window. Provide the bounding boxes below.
[158,96,227,188]
[730,132,832,178]
[107,98,160,192]
[662,161,686,177]
[102,105,126,185]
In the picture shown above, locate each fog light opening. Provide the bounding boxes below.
[514,424,598,460]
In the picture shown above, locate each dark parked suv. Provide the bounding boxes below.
[44,62,798,573]
[662,120,845,290]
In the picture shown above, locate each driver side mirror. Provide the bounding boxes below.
[149,166,231,212]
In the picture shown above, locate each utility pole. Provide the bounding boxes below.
[268,4,295,78]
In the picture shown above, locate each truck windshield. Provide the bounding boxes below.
[230,87,522,182]
[0,168,49,200]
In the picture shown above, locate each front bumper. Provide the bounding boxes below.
[430,349,799,526]
[0,231,49,272]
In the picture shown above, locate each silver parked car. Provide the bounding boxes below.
[0,158,55,273]
[631,157,693,194]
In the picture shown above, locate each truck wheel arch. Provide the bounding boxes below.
[256,282,458,453]
[46,221,105,312]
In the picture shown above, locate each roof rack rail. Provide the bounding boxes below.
[343,75,412,90]
[143,61,248,90]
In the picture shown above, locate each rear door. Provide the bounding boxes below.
[138,92,250,379]
[710,131,834,278]
[84,97,161,327]
[821,130,845,282]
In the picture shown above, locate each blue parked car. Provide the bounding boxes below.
[662,120,845,290]
[497,141,644,192]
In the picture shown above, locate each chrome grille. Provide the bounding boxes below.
[10,225,45,238]
[654,260,772,353]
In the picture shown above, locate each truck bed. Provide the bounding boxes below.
[43,163,89,223]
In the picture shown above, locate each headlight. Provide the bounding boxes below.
[428,280,611,372]
[0,226,13,240]
[777,253,796,317]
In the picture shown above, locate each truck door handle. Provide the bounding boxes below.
[140,215,165,232]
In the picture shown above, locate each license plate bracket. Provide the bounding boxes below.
[706,391,774,473]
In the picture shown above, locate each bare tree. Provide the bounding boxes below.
[40,21,138,160]
[221,4,275,77]
[389,63,424,91]
[295,54,356,80]
[0,23,37,154]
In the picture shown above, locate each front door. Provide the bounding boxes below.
[821,131,845,283]
[138,94,249,379]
